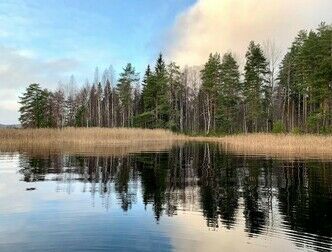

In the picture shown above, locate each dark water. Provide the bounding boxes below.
[0,143,331,252]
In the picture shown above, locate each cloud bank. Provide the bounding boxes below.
[166,0,332,66]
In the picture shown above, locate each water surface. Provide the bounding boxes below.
[0,143,331,251]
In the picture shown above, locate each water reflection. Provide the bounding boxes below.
[7,143,332,251]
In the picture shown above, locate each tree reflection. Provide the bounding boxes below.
[277,161,332,250]
[17,143,332,251]
[242,159,267,235]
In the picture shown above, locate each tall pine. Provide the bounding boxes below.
[200,53,221,134]
[243,41,269,132]
[218,53,241,133]
[19,83,50,128]
[117,63,139,127]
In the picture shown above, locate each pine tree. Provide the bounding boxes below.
[278,24,332,133]
[218,53,241,133]
[117,63,139,127]
[200,53,221,134]
[19,83,50,128]
[243,41,269,132]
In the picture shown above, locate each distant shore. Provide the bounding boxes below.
[1,128,332,159]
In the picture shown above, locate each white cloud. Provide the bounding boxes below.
[166,0,332,66]
[0,45,80,124]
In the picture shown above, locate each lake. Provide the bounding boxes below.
[0,143,331,251]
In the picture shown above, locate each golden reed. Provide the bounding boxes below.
[194,133,332,160]
[0,128,187,156]
[1,128,332,159]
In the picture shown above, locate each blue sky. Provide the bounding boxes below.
[0,0,194,74]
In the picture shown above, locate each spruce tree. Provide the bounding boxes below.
[154,53,170,128]
[141,54,169,128]
[140,65,151,113]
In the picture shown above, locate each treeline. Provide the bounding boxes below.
[19,23,332,134]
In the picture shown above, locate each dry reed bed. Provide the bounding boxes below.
[1,128,332,160]
[196,134,332,160]
[0,128,187,156]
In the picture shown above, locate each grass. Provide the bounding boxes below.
[194,133,332,160]
[0,128,187,156]
[1,128,332,159]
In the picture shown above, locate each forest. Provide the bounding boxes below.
[18,23,332,134]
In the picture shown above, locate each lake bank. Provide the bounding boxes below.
[1,128,332,159]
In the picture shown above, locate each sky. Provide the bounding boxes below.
[0,0,331,124]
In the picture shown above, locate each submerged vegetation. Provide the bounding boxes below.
[17,23,332,135]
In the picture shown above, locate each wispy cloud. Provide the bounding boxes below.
[0,45,80,88]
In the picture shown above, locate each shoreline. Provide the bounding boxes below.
[1,128,332,159]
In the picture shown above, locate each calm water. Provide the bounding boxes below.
[0,143,331,252]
